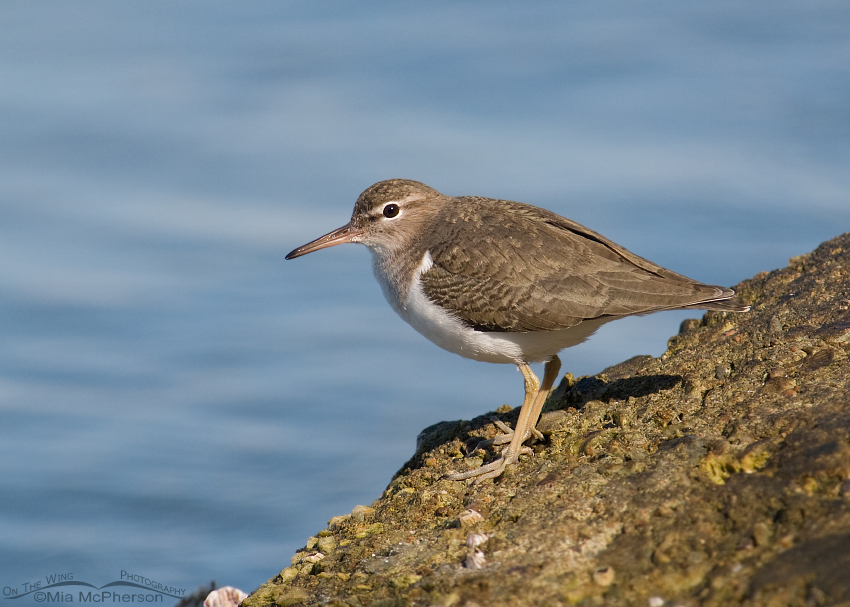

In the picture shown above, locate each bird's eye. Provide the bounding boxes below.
[382,203,400,218]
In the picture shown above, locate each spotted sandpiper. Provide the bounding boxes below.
[286,179,748,481]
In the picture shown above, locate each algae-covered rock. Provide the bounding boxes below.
[245,233,850,607]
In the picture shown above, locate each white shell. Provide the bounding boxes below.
[203,587,247,607]
[466,533,489,549]
[458,509,483,527]
[465,550,486,570]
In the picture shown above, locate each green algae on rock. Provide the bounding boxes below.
[245,233,850,607]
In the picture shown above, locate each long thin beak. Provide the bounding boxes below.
[285,222,363,260]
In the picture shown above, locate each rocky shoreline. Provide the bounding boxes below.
[244,233,850,607]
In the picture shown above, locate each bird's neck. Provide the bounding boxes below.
[368,243,431,315]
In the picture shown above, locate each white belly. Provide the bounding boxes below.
[371,250,614,365]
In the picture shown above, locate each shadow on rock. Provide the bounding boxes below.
[552,371,683,411]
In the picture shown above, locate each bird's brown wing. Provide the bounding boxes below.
[419,197,743,332]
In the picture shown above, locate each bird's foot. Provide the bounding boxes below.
[448,357,561,483]
[467,416,543,453]
[444,445,534,483]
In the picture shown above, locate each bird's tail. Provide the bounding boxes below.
[681,289,750,313]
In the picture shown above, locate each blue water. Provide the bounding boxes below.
[1,0,849,595]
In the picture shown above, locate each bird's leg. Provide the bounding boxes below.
[499,356,561,466]
[444,364,538,482]
[468,356,562,451]
[519,355,561,445]
[445,356,561,482]
[467,366,539,453]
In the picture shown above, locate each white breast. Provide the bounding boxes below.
[371,250,613,365]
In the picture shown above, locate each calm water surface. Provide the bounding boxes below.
[1,0,849,593]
